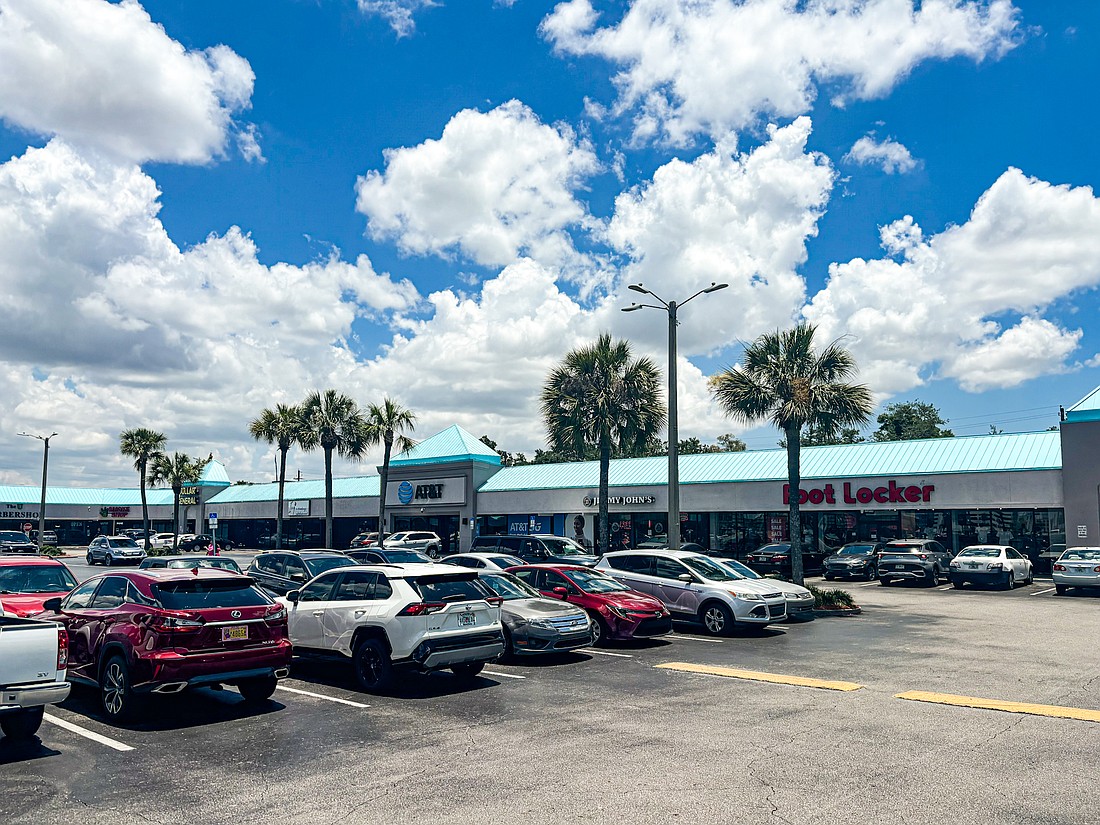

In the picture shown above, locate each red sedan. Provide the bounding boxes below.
[0,556,79,617]
[37,568,291,721]
[508,564,672,645]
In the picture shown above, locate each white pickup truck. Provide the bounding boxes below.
[0,612,70,740]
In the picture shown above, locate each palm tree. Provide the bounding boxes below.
[362,398,417,549]
[541,333,665,554]
[298,390,368,548]
[119,427,167,551]
[249,403,306,550]
[710,323,873,584]
[149,452,207,553]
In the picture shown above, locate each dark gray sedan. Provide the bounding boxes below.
[476,571,593,656]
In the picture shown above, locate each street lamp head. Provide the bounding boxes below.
[628,283,649,295]
[622,304,643,312]
[704,282,729,293]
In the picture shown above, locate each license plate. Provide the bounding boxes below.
[967,563,981,569]
[893,565,904,570]
[457,613,475,627]
[221,625,248,641]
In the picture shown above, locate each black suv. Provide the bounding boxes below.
[472,535,599,566]
[247,551,358,595]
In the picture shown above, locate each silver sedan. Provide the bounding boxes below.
[1053,547,1100,595]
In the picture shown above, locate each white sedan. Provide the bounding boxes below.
[440,552,525,571]
[1053,547,1100,596]
[949,545,1033,589]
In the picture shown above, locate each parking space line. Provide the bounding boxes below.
[483,670,527,680]
[1030,587,1056,596]
[43,712,135,752]
[859,581,881,587]
[672,634,725,643]
[936,584,953,591]
[656,662,863,692]
[579,648,633,658]
[274,685,369,708]
[895,690,1100,723]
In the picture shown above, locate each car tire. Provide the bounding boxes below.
[86,553,95,565]
[427,545,440,559]
[1003,571,1015,590]
[353,638,394,694]
[1025,568,1034,585]
[587,612,609,647]
[865,568,877,581]
[927,567,941,587]
[100,654,139,722]
[0,706,44,740]
[1055,584,1067,596]
[451,662,485,680]
[237,675,278,703]
[501,626,515,659]
[699,602,734,637]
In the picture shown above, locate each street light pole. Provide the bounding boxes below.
[623,283,728,550]
[18,431,57,551]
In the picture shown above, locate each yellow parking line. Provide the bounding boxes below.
[896,690,1100,723]
[656,662,862,692]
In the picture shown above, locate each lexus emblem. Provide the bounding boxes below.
[231,610,242,618]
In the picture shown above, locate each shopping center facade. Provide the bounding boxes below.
[6,390,1100,559]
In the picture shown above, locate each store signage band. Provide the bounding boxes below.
[783,481,935,506]
[582,495,656,507]
[386,477,466,507]
[180,486,200,506]
[1,509,40,519]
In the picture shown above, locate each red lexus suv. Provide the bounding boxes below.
[508,564,671,645]
[38,568,291,721]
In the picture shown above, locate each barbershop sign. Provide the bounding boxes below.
[783,480,935,506]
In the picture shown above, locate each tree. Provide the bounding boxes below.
[249,403,306,550]
[710,324,873,584]
[479,435,529,467]
[119,427,167,552]
[149,452,207,552]
[716,434,747,452]
[872,401,954,441]
[780,424,865,448]
[541,333,665,554]
[363,398,417,548]
[299,390,368,548]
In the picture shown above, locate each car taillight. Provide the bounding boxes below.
[397,602,447,616]
[484,596,503,607]
[57,626,68,670]
[1094,566,1100,573]
[265,604,288,622]
[1054,564,1066,571]
[774,555,788,561]
[919,554,928,560]
[149,611,204,631]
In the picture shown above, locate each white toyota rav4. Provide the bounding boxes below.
[278,563,504,692]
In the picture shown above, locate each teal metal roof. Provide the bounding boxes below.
[197,459,231,487]
[476,431,1062,492]
[0,486,174,507]
[1066,385,1100,423]
[391,425,502,467]
[207,475,380,504]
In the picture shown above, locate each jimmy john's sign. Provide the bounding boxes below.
[582,494,657,507]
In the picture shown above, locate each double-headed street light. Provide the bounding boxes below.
[18,431,57,550]
[623,282,728,551]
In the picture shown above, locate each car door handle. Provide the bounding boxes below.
[354,610,366,617]
[311,611,324,617]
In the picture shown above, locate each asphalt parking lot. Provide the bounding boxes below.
[3,558,1098,825]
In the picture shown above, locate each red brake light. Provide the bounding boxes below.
[920,554,928,560]
[57,626,68,670]
[148,611,204,631]
[1094,566,1100,573]
[1054,564,1066,571]
[774,555,788,561]
[397,602,447,616]
[485,596,504,607]
[265,604,288,622]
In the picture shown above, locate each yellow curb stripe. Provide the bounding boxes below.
[656,662,863,692]
[895,691,1100,723]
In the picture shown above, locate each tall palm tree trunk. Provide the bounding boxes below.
[324,445,334,548]
[598,434,611,554]
[785,423,804,585]
[378,432,393,548]
[276,446,288,550]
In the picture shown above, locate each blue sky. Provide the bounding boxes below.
[0,0,1098,486]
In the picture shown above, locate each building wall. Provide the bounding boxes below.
[1060,419,1100,545]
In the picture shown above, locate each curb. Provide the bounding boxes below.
[812,606,862,617]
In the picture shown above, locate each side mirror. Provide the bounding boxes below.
[43,597,62,613]
[678,573,694,583]
[286,590,300,604]
[551,586,569,598]
[290,572,307,582]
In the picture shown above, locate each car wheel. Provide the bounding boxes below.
[86,553,95,565]
[100,654,139,722]
[0,706,44,740]
[237,675,278,703]
[927,567,941,587]
[104,555,113,567]
[866,567,877,581]
[586,612,609,647]
[700,602,734,637]
[353,638,393,693]
[501,626,515,659]
[427,545,441,559]
[1003,571,1015,590]
[451,662,484,680]
[1025,568,1034,585]
[1055,584,1067,596]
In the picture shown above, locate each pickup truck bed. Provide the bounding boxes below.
[0,616,70,740]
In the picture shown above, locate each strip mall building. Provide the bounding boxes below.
[6,388,1100,559]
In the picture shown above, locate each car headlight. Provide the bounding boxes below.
[526,617,556,629]
[728,591,762,601]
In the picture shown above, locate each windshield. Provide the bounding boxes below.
[479,572,540,600]
[489,555,524,568]
[165,558,242,572]
[0,564,79,593]
[682,555,739,582]
[305,557,357,576]
[958,547,1001,558]
[153,579,272,609]
[0,532,31,542]
[1061,548,1100,561]
[565,569,629,594]
[108,538,139,548]
[839,545,876,555]
[541,538,588,556]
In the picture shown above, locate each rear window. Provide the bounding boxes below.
[165,558,242,572]
[153,579,272,610]
[882,546,921,554]
[407,573,488,603]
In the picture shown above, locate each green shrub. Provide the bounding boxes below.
[807,584,856,609]
[39,546,63,557]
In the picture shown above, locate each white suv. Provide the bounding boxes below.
[278,563,504,692]
[383,531,443,558]
[596,549,787,635]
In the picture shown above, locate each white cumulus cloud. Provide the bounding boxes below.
[357,0,438,36]
[845,134,918,174]
[0,0,257,164]
[542,0,1020,144]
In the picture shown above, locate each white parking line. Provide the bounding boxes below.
[43,712,135,752]
[936,584,953,591]
[273,685,369,708]
[1030,587,1056,597]
[672,634,725,643]
[483,670,527,680]
[579,648,633,658]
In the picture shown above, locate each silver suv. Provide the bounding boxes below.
[596,549,786,635]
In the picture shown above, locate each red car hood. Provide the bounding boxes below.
[0,592,67,617]
[599,591,665,611]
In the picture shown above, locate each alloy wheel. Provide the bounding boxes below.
[703,606,727,634]
[102,661,127,717]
